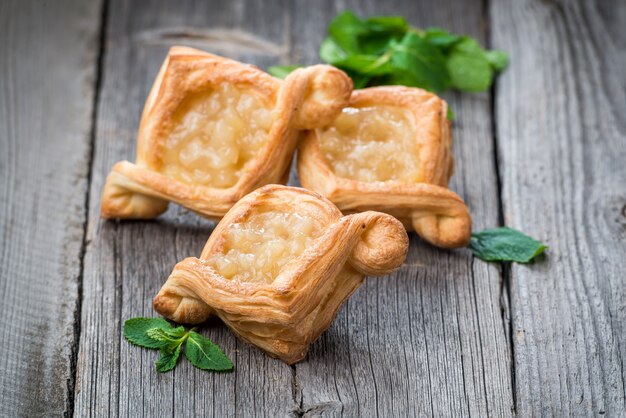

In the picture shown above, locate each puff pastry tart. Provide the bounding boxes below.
[153,185,408,364]
[297,86,472,248]
[100,46,352,220]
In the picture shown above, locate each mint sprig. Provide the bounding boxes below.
[469,227,547,263]
[268,10,508,94]
[123,317,234,373]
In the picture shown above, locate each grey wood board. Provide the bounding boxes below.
[290,0,514,416]
[73,1,297,416]
[0,0,103,416]
[491,0,626,415]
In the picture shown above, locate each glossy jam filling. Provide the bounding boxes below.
[160,83,273,188]
[319,105,421,183]
[206,211,323,284]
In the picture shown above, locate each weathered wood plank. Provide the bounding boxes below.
[290,0,514,416]
[0,0,103,416]
[491,0,626,415]
[74,1,298,416]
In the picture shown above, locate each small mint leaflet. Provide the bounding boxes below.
[147,326,186,342]
[184,331,234,372]
[146,326,187,351]
[124,317,173,349]
[446,38,493,92]
[484,50,509,71]
[469,227,547,263]
[156,344,182,373]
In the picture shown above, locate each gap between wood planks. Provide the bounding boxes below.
[67,0,110,417]
[484,0,517,413]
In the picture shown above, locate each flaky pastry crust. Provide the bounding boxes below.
[298,86,472,248]
[100,46,352,220]
[153,185,408,364]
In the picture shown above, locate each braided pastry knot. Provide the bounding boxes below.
[100,46,352,220]
[298,86,472,248]
[153,185,408,364]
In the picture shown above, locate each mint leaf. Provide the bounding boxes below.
[319,38,348,64]
[124,317,173,349]
[146,326,186,351]
[446,38,493,92]
[327,10,368,54]
[333,53,393,76]
[365,16,408,34]
[423,28,461,50]
[146,326,186,341]
[484,50,509,71]
[156,344,182,373]
[469,227,547,263]
[268,65,301,79]
[359,15,408,55]
[185,331,234,372]
[389,32,450,92]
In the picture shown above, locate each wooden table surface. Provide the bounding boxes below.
[1,0,624,416]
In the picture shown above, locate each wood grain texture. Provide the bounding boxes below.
[491,0,626,415]
[0,0,102,416]
[290,0,514,416]
[73,1,297,416]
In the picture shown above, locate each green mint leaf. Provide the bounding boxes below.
[319,38,349,64]
[365,16,408,34]
[146,326,186,343]
[184,331,234,372]
[268,65,301,79]
[334,53,394,76]
[359,15,408,55]
[327,10,368,54]
[469,227,547,263]
[423,28,462,50]
[124,317,173,349]
[484,50,509,71]
[389,32,450,92]
[446,38,493,92]
[156,344,182,373]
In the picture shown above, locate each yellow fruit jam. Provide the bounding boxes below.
[160,83,273,188]
[207,210,323,284]
[319,105,421,183]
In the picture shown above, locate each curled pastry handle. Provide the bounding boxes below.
[153,258,215,324]
[319,182,472,249]
[280,65,353,130]
[100,161,238,219]
[154,257,296,325]
[411,197,472,248]
[100,163,169,219]
[346,211,409,276]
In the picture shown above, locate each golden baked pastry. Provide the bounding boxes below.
[100,46,352,220]
[153,185,408,364]
[297,86,472,248]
